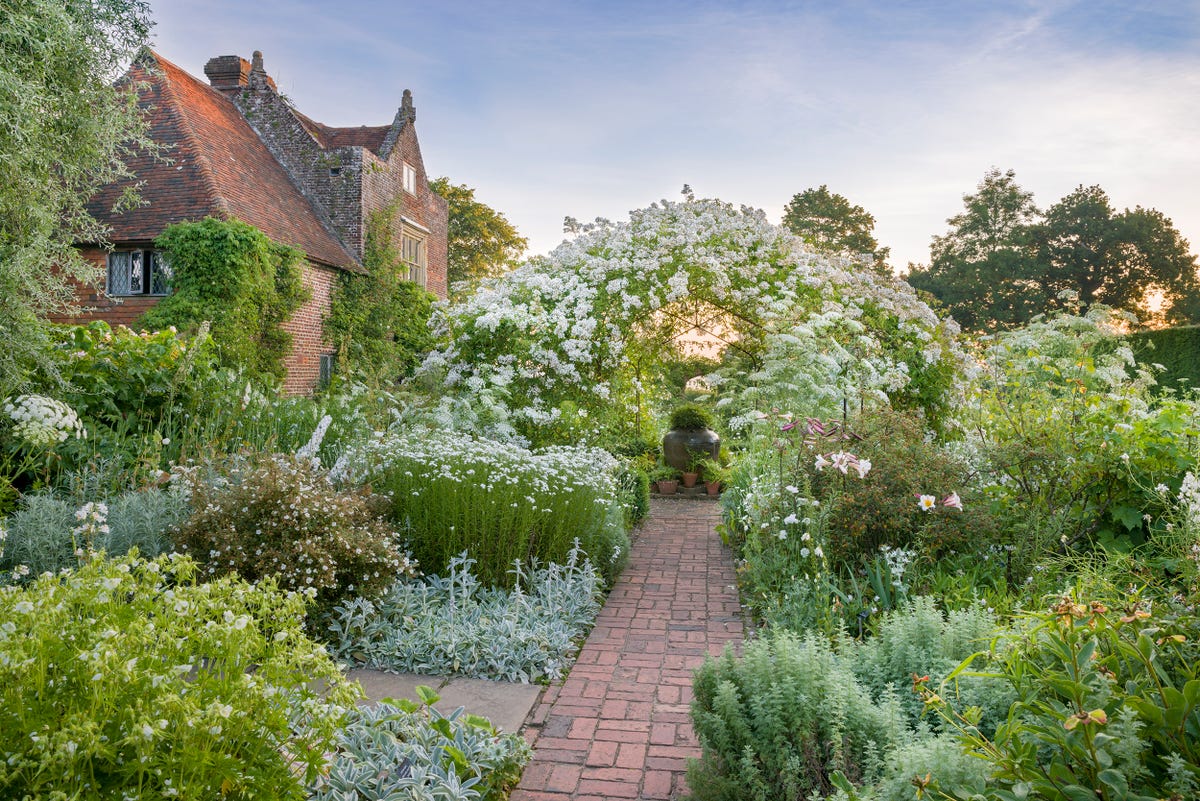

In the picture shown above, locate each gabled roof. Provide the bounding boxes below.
[87,51,361,272]
[290,109,392,156]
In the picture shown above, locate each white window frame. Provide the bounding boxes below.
[106,249,171,297]
[401,162,417,194]
[400,227,427,288]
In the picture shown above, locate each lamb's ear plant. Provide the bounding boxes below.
[313,694,531,801]
[328,546,602,682]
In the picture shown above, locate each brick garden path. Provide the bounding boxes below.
[513,499,744,801]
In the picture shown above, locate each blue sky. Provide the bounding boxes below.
[149,0,1200,269]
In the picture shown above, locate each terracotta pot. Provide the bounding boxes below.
[657,479,679,495]
[662,428,721,471]
[681,471,699,488]
[705,481,721,496]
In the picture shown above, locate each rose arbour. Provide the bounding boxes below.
[422,190,963,445]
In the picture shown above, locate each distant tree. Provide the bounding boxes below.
[908,170,1199,331]
[0,0,157,395]
[1034,186,1199,325]
[781,185,890,273]
[907,168,1045,331]
[429,177,528,297]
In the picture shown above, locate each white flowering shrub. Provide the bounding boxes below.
[173,453,414,622]
[363,428,628,586]
[329,549,602,682]
[960,306,1200,568]
[312,693,531,801]
[0,551,358,799]
[423,192,962,444]
[2,394,85,447]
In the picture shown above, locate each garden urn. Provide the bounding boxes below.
[663,427,720,472]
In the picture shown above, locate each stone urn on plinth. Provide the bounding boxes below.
[662,403,720,475]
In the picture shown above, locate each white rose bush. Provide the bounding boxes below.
[422,191,963,446]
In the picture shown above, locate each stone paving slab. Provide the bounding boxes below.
[348,669,543,735]
[512,499,743,801]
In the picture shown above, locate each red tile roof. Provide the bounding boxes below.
[291,109,391,155]
[87,52,361,272]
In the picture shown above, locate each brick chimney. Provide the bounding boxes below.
[204,55,250,89]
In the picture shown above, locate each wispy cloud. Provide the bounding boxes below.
[149,0,1200,267]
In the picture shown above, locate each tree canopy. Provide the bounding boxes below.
[0,0,156,395]
[781,185,890,273]
[429,177,527,298]
[908,169,1200,331]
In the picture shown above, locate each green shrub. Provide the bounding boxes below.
[848,597,1010,733]
[314,692,531,801]
[822,408,993,566]
[669,402,716,431]
[1,488,184,577]
[689,630,905,800]
[365,430,629,586]
[1127,324,1200,393]
[870,733,987,801]
[922,589,1200,800]
[173,453,411,622]
[0,551,358,799]
[43,321,214,432]
[618,463,651,527]
[141,217,309,381]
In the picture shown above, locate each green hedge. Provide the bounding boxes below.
[1128,326,1200,392]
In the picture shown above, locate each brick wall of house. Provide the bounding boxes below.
[280,263,336,395]
[52,247,164,327]
[362,122,450,299]
[61,248,334,397]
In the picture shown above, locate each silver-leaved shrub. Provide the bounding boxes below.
[0,551,359,799]
[311,693,531,801]
[329,548,602,682]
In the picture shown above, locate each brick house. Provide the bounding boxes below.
[71,50,448,394]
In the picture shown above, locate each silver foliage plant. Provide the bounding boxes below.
[309,700,531,801]
[328,546,602,683]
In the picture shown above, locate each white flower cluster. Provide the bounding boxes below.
[420,194,962,436]
[1180,472,1200,531]
[72,502,111,558]
[358,428,620,501]
[3,394,85,447]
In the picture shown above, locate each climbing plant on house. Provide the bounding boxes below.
[421,190,963,445]
[325,202,436,386]
[139,217,308,382]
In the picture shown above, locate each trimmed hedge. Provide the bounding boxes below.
[1128,325,1200,392]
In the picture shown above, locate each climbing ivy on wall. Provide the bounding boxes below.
[139,217,309,382]
[325,202,436,386]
